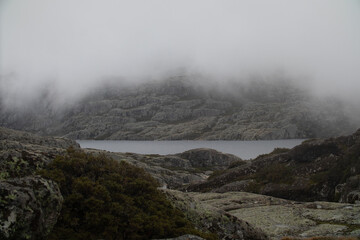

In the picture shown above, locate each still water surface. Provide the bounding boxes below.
[77,139,305,160]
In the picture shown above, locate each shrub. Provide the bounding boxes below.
[228,160,247,169]
[39,148,216,240]
[255,163,294,184]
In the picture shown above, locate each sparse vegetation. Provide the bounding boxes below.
[244,181,262,193]
[208,169,227,180]
[228,160,247,169]
[271,147,291,154]
[254,147,290,160]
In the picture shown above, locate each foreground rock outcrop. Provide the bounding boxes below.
[0,127,79,179]
[162,190,269,240]
[172,191,360,239]
[0,77,356,140]
[0,127,79,239]
[0,176,63,240]
[185,130,360,203]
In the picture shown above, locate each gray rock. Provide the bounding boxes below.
[0,176,63,240]
[0,127,80,239]
[162,190,269,240]
[182,191,360,239]
[85,148,240,188]
[0,127,79,179]
[336,175,360,203]
[176,148,243,169]
[0,127,78,149]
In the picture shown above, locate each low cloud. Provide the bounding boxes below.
[1,0,360,107]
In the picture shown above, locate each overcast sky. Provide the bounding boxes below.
[1,0,360,107]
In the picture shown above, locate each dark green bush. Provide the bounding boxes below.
[256,163,294,184]
[39,148,216,240]
[228,160,247,169]
[310,143,360,187]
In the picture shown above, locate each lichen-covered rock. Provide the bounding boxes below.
[178,191,360,239]
[0,127,79,239]
[0,127,79,180]
[0,176,63,240]
[162,189,269,240]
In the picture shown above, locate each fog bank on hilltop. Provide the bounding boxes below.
[1,0,360,109]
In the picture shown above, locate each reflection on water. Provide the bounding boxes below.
[77,139,305,160]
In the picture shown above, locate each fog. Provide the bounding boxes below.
[1,0,360,108]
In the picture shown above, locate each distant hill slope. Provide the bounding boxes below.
[0,76,356,140]
[185,129,360,203]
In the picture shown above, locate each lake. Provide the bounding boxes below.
[77,139,305,160]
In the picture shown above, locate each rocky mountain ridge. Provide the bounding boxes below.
[0,77,356,140]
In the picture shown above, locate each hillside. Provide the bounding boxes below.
[185,129,360,204]
[0,77,356,140]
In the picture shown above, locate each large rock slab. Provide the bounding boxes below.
[162,190,269,240]
[183,191,360,239]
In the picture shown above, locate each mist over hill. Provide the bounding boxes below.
[1,1,359,140]
[0,76,357,140]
